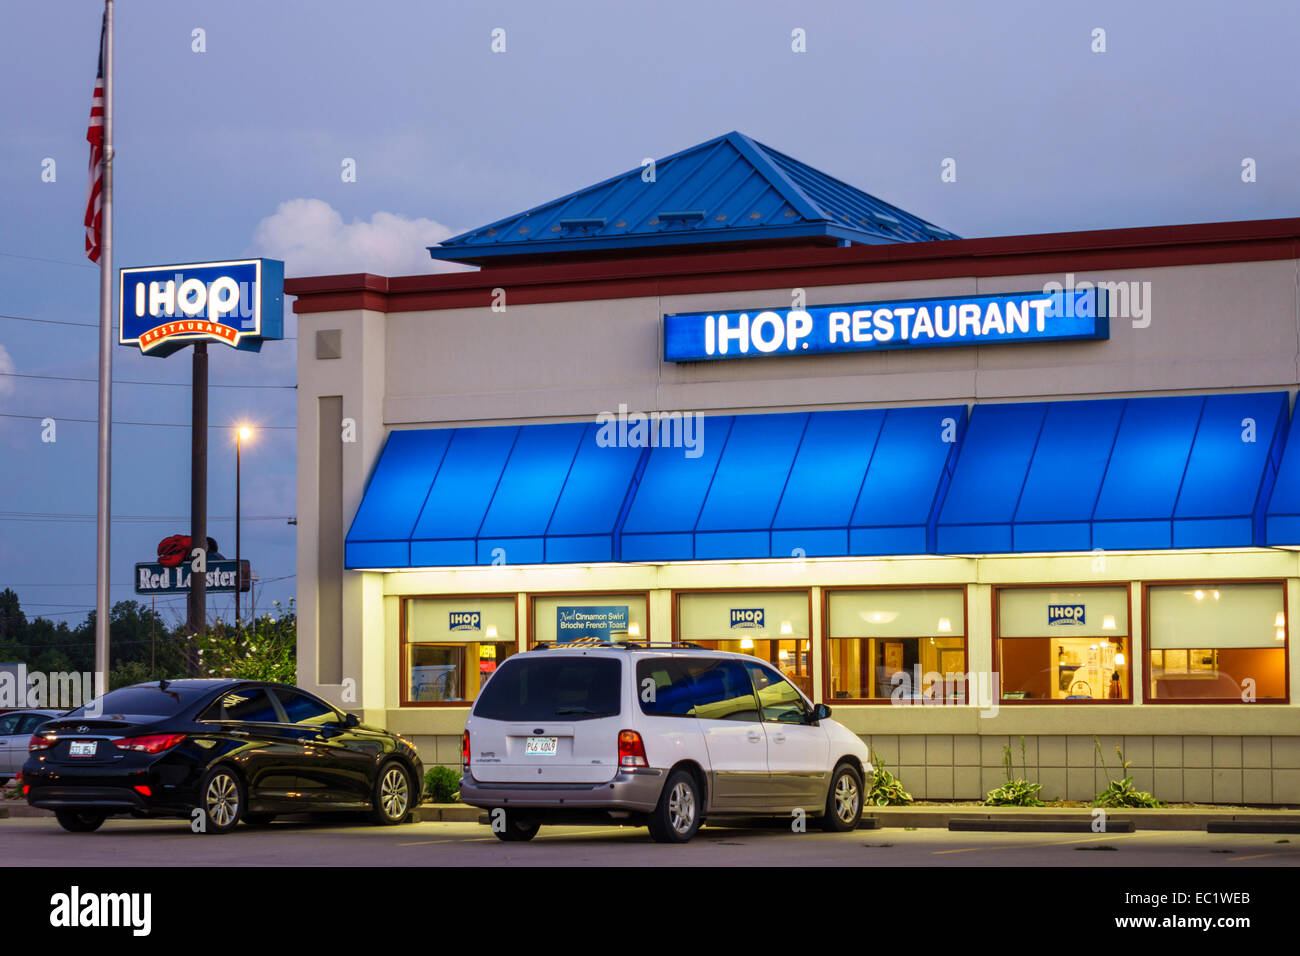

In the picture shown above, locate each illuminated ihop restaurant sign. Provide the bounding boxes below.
[663,289,1107,362]
[119,259,284,357]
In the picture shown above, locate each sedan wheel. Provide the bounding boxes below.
[821,763,863,832]
[371,762,412,825]
[55,809,107,833]
[200,767,244,834]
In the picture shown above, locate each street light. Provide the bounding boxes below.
[235,425,254,629]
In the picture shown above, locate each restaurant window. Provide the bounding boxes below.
[675,590,812,698]
[403,596,518,704]
[531,594,649,646]
[1147,583,1287,702]
[826,588,966,701]
[996,587,1130,702]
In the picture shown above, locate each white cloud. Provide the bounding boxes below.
[0,344,14,396]
[249,198,469,278]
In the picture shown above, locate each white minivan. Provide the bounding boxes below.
[459,644,872,843]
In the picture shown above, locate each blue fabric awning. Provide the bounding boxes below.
[348,404,967,568]
[618,406,965,561]
[937,392,1288,553]
[345,422,645,568]
[1264,404,1300,545]
[346,391,1292,569]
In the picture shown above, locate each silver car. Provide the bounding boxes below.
[0,710,62,783]
[460,644,873,843]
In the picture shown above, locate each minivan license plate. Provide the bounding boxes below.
[68,741,97,757]
[525,736,557,756]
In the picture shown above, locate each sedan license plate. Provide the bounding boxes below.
[68,740,98,757]
[525,736,557,756]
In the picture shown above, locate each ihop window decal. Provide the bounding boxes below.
[663,288,1107,362]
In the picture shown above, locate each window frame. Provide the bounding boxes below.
[991,582,1134,706]
[1141,579,1290,705]
[821,584,969,705]
[400,592,522,708]
[527,589,652,648]
[671,587,814,697]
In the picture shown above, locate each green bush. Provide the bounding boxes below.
[1093,739,1161,808]
[867,752,914,806]
[984,737,1045,807]
[424,765,461,803]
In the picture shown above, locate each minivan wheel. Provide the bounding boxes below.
[492,808,541,842]
[199,766,245,834]
[647,769,702,844]
[55,810,107,833]
[821,762,863,832]
[371,762,413,825]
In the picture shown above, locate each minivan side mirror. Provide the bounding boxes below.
[809,703,832,723]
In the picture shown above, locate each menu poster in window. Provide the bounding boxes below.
[556,605,630,643]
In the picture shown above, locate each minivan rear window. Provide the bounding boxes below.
[473,657,622,721]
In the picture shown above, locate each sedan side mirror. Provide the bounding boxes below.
[809,703,832,723]
[343,712,360,728]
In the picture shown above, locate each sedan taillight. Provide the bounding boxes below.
[28,735,52,752]
[113,734,187,754]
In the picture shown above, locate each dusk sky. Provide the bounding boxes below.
[1,0,1297,632]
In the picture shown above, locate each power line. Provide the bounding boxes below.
[3,574,296,588]
[0,412,295,430]
[0,251,98,270]
[0,370,296,391]
[0,511,295,523]
[0,311,297,340]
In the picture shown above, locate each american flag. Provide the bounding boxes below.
[84,13,106,263]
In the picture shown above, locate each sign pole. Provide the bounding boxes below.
[187,342,207,636]
[93,0,114,688]
[235,429,241,629]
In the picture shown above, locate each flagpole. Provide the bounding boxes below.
[94,0,114,691]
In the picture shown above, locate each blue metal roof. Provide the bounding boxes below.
[428,131,959,264]
[937,392,1289,553]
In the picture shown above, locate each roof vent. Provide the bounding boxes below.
[558,217,606,231]
[656,209,706,223]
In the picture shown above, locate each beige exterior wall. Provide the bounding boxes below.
[295,254,1300,803]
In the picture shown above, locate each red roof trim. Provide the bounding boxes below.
[286,217,1300,314]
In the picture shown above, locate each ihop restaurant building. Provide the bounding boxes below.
[287,132,1300,805]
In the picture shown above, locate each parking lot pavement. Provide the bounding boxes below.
[4,816,1300,866]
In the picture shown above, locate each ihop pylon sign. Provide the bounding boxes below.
[118,259,284,357]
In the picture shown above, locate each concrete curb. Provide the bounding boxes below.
[412,804,484,823]
[0,804,51,818]
[863,806,1300,832]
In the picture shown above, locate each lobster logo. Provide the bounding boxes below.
[157,535,220,567]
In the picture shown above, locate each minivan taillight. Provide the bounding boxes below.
[28,735,52,752]
[113,734,186,754]
[618,730,648,769]
[461,730,470,770]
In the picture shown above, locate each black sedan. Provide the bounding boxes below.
[23,679,423,834]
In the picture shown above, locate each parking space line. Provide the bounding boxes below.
[932,834,1133,855]
[1223,849,1300,862]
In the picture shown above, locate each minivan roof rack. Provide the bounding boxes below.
[531,641,709,651]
